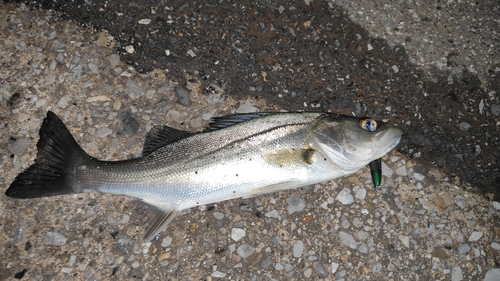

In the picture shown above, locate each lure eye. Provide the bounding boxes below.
[360,118,377,132]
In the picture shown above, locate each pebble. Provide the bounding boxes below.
[58,95,71,108]
[231,228,245,242]
[116,236,134,254]
[45,232,67,245]
[491,242,500,251]
[468,231,483,242]
[396,165,407,176]
[236,244,255,259]
[331,262,340,273]
[338,232,357,249]
[492,201,500,210]
[161,237,172,247]
[459,122,472,132]
[484,268,500,281]
[371,262,382,273]
[287,196,305,214]
[413,172,425,181]
[336,190,354,205]
[293,240,304,258]
[260,258,272,269]
[97,128,113,138]
[275,263,284,271]
[213,212,224,220]
[303,268,312,278]
[265,210,280,219]
[491,104,500,116]
[355,188,366,200]
[13,225,25,243]
[175,86,192,106]
[451,266,463,281]
[125,79,146,100]
[211,271,226,278]
[399,235,410,248]
[118,111,140,135]
[235,98,258,113]
[315,264,327,276]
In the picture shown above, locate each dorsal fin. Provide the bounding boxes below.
[205,113,271,132]
[142,125,193,156]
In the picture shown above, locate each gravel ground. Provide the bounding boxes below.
[1,2,500,281]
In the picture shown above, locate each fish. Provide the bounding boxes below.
[5,111,403,240]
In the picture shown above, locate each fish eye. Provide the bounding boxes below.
[360,118,377,132]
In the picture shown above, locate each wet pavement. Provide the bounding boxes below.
[1,1,499,280]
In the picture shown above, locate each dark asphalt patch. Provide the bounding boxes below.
[18,0,500,199]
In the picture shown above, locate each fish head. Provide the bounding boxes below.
[308,114,404,172]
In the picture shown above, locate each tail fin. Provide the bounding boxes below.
[5,111,89,199]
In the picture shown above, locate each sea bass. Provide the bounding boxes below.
[6,111,403,240]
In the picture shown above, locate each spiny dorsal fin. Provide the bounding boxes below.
[205,113,271,132]
[142,125,193,156]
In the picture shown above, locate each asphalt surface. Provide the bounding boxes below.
[1,1,500,281]
[19,0,499,199]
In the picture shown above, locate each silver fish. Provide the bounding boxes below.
[5,111,403,240]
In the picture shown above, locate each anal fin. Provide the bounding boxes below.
[133,200,179,241]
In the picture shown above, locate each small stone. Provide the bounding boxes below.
[371,262,382,273]
[314,264,327,276]
[399,235,410,248]
[13,226,26,243]
[264,210,280,219]
[396,165,407,176]
[88,63,99,74]
[231,228,246,242]
[336,190,354,205]
[175,86,192,106]
[431,247,448,259]
[213,212,224,220]
[97,128,113,138]
[491,242,500,250]
[303,268,312,278]
[293,240,304,258]
[413,172,425,181]
[491,104,500,116]
[36,98,47,108]
[61,267,73,273]
[367,43,373,51]
[116,236,134,254]
[138,19,151,25]
[261,258,272,269]
[338,232,357,249]
[331,262,340,273]
[15,41,27,51]
[492,201,500,210]
[275,263,284,271]
[459,122,472,131]
[109,54,120,68]
[118,111,140,135]
[468,231,483,242]
[125,45,135,54]
[158,252,171,262]
[161,237,172,247]
[484,268,500,281]
[451,266,463,281]
[58,95,71,108]
[287,196,305,214]
[51,39,66,50]
[355,188,366,200]
[45,232,67,245]
[236,98,259,113]
[125,79,146,100]
[237,244,255,259]
[211,271,226,278]
[392,65,399,73]
[187,49,196,57]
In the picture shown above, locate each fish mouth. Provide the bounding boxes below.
[374,126,404,158]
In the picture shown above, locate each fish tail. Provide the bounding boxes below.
[5,111,90,199]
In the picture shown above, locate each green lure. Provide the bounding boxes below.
[369,158,382,187]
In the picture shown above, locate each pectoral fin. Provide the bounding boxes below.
[244,180,301,198]
[134,201,179,241]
